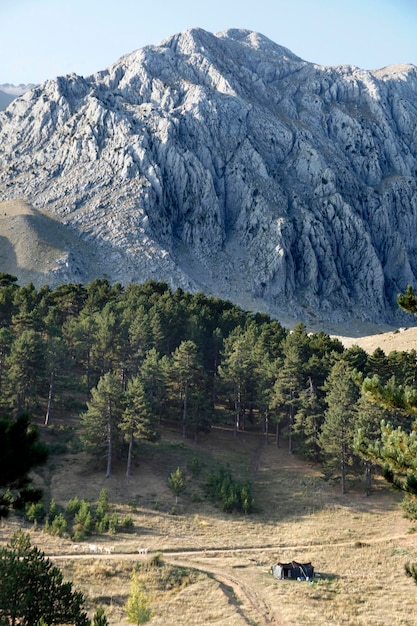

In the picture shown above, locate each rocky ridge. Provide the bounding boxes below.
[0,84,36,110]
[0,28,417,328]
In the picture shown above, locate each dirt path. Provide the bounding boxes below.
[50,524,414,626]
[52,548,283,626]
[166,555,279,626]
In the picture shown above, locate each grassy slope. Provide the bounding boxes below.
[1,423,416,625]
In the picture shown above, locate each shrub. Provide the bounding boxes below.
[401,495,417,520]
[205,467,254,514]
[73,501,94,536]
[121,516,134,531]
[92,606,108,626]
[50,513,67,536]
[405,561,417,584]
[96,513,110,534]
[66,496,82,516]
[187,457,203,477]
[25,501,45,523]
[108,512,118,534]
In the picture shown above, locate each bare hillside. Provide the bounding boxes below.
[0,199,107,286]
[336,325,417,353]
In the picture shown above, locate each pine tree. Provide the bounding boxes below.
[354,390,391,495]
[80,372,124,477]
[92,606,108,626]
[218,327,257,437]
[319,360,360,494]
[62,312,98,391]
[169,340,205,438]
[0,413,48,518]
[0,530,89,626]
[168,467,186,505]
[272,324,310,452]
[140,348,168,424]
[119,375,158,478]
[125,570,152,625]
[90,303,123,377]
[5,329,46,413]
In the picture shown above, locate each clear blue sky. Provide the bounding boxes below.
[2,0,417,85]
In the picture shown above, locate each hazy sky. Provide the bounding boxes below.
[2,0,417,84]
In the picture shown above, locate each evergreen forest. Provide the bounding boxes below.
[1,273,417,516]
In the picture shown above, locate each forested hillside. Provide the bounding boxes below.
[1,274,417,508]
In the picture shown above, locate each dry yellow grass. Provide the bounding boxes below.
[336,325,417,355]
[1,426,416,625]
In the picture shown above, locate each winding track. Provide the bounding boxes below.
[51,529,413,626]
[52,546,283,626]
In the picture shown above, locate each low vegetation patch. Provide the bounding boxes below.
[204,466,255,514]
[25,488,134,540]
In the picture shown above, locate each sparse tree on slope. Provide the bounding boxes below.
[168,467,186,505]
[125,570,152,625]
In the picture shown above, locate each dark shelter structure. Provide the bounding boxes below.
[271,561,314,580]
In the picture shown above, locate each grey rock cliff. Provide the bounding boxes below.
[0,28,416,326]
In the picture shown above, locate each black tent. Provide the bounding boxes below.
[271,561,314,580]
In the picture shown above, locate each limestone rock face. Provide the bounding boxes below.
[1,28,417,325]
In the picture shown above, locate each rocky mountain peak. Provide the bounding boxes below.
[0,29,416,329]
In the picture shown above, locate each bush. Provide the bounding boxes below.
[187,457,203,477]
[108,512,118,534]
[96,513,110,534]
[73,501,94,536]
[121,516,134,531]
[405,561,417,584]
[96,489,109,519]
[25,501,45,523]
[205,467,254,514]
[50,513,67,536]
[66,496,82,516]
[401,495,417,520]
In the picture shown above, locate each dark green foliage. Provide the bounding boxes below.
[40,489,127,540]
[5,329,47,411]
[4,275,417,509]
[66,496,82,516]
[49,513,68,536]
[205,467,254,513]
[72,500,94,538]
[319,360,360,494]
[398,284,417,316]
[25,500,46,523]
[187,456,203,477]
[0,530,89,626]
[0,413,48,518]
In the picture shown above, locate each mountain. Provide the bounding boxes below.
[0,84,36,110]
[0,91,14,110]
[0,28,416,328]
